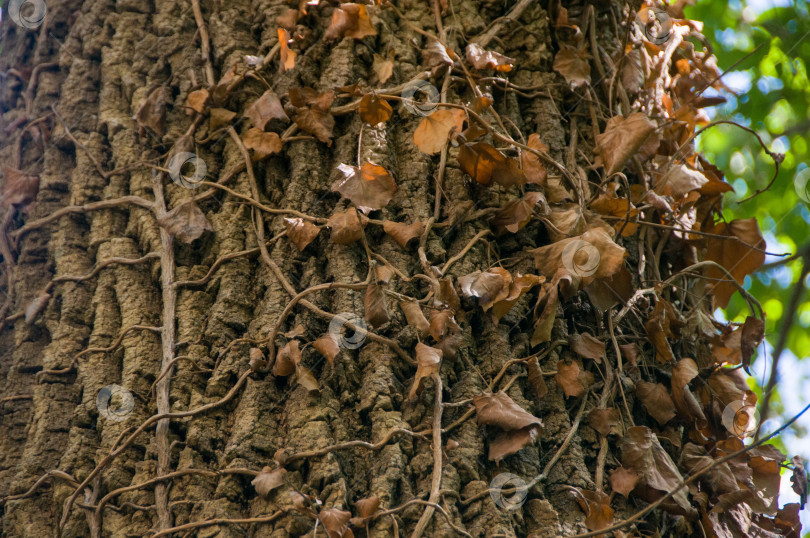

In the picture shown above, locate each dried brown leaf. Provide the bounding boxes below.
[244,89,288,129]
[609,467,639,497]
[358,94,393,124]
[383,220,425,248]
[364,282,389,329]
[283,217,320,251]
[705,218,766,308]
[553,46,590,87]
[157,200,212,243]
[491,191,546,235]
[1,167,39,209]
[332,162,396,213]
[414,109,465,154]
[408,343,442,400]
[399,301,430,335]
[327,209,368,244]
[252,466,286,496]
[313,334,340,366]
[569,332,606,363]
[621,426,690,510]
[636,381,676,425]
[243,128,282,160]
[595,113,657,176]
[465,43,514,72]
[324,3,376,40]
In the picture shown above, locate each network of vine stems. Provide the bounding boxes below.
[0,0,802,537]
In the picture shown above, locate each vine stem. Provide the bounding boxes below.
[410,373,444,537]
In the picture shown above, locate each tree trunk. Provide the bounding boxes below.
[0,1,793,537]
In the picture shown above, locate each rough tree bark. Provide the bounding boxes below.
[0,1,790,537]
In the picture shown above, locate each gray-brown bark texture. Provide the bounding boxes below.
[0,0,778,537]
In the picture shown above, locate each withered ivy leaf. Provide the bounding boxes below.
[157,200,213,243]
[332,162,396,213]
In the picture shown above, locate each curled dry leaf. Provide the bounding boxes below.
[249,347,267,372]
[531,227,626,286]
[290,87,335,145]
[278,28,296,71]
[355,496,381,519]
[364,282,390,329]
[569,332,605,363]
[414,109,465,154]
[645,299,676,363]
[186,88,209,113]
[655,164,709,198]
[332,162,396,213]
[635,381,676,425]
[457,142,507,186]
[244,89,288,129]
[318,508,353,538]
[372,52,395,84]
[670,357,706,425]
[157,200,213,243]
[1,167,39,209]
[273,340,300,377]
[473,391,543,461]
[527,356,548,401]
[209,108,236,131]
[588,407,621,437]
[590,187,639,237]
[327,209,368,244]
[134,85,169,136]
[522,133,548,185]
[465,43,514,72]
[740,315,765,372]
[574,489,614,533]
[555,359,591,398]
[383,220,425,248]
[283,217,320,251]
[276,8,299,30]
[595,113,657,176]
[429,309,461,341]
[358,94,393,125]
[408,343,442,400]
[705,218,766,308]
[243,128,282,160]
[399,301,430,335]
[324,3,377,40]
[473,391,542,430]
[490,273,545,324]
[313,334,340,366]
[609,467,639,497]
[251,466,286,496]
[553,46,590,87]
[458,268,511,312]
[621,426,690,510]
[423,39,455,72]
[491,191,547,235]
